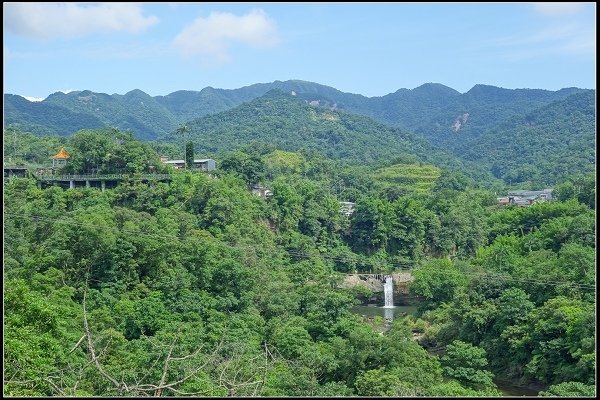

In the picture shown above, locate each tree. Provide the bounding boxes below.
[524,297,595,385]
[539,381,596,397]
[220,150,266,187]
[185,141,194,170]
[176,125,190,168]
[555,173,595,209]
[354,368,411,396]
[410,259,468,311]
[440,340,495,390]
[64,129,114,174]
[349,196,391,254]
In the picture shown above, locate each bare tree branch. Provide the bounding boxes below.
[69,334,87,354]
[43,376,65,396]
[154,336,177,397]
[82,288,123,392]
[68,268,229,397]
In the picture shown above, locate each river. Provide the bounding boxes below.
[493,379,541,397]
[351,304,418,320]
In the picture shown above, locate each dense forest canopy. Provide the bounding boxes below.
[159,90,493,182]
[4,127,595,397]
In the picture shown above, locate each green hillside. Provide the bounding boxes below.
[4,81,594,187]
[4,93,106,136]
[5,80,586,144]
[4,128,595,396]
[4,90,178,140]
[456,91,596,186]
[159,90,491,182]
[373,163,441,194]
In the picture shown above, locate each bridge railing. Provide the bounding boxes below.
[36,173,124,181]
[35,173,172,181]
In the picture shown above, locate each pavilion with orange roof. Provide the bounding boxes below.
[50,147,70,168]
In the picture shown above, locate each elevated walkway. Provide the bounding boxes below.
[4,165,172,190]
[35,173,172,190]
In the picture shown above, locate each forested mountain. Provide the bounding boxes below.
[4,80,367,139]
[455,91,596,186]
[4,93,106,138]
[5,80,594,186]
[349,83,584,143]
[4,80,589,143]
[4,90,178,140]
[158,90,493,183]
[153,80,368,123]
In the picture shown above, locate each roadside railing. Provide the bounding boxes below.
[35,173,172,181]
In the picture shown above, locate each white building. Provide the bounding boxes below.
[161,158,216,171]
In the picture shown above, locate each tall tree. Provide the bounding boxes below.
[440,340,495,390]
[185,141,194,170]
[176,125,190,168]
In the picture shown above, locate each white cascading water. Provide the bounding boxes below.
[383,275,394,308]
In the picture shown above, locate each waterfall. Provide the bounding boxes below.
[383,275,394,308]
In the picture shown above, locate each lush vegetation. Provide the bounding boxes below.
[455,91,596,186]
[4,90,178,140]
[4,127,170,175]
[3,111,595,399]
[6,81,593,188]
[158,90,494,184]
[5,80,590,148]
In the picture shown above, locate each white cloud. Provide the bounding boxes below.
[532,3,585,17]
[4,3,159,39]
[58,89,76,94]
[173,9,279,63]
[23,96,45,102]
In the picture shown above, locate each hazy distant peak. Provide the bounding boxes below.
[124,89,149,96]
[412,83,460,95]
[466,84,512,94]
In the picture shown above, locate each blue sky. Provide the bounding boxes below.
[3,2,596,101]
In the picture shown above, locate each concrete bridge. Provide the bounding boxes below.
[4,166,174,190]
[35,173,172,190]
[4,165,31,179]
[338,272,413,294]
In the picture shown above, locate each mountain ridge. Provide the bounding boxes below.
[4,81,595,186]
[6,80,589,142]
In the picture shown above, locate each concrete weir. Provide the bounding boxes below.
[338,272,413,294]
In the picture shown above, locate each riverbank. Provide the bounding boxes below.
[493,378,543,397]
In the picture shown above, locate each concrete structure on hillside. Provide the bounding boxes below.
[251,185,273,198]
[339,201,355,217]
[161,158,216,171]
[3,165,29,179]
[508,189,553,200]
[497,188,554,207]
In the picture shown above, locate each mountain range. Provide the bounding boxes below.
[4,80,596,186]
[4,80,588,141]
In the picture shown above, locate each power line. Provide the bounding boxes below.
[4,212,596,291]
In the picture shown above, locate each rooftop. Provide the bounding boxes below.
[50,147,70,159]
[163,159,214,164]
